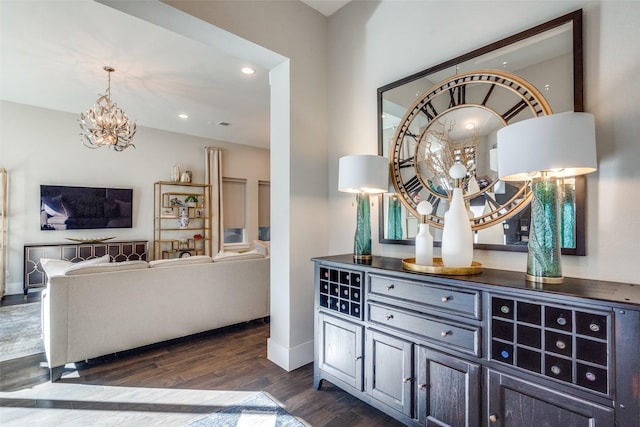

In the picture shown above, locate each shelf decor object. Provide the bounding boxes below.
[79,66,136,152]
[338,155,388,262]
[170,165,180,182]
[497,112,597,283]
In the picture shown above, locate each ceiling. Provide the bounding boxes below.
[301,0,351,16]
[0,0,301,150]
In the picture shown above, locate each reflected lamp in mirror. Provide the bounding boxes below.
[497,112,597,283]
[339,155,389,262]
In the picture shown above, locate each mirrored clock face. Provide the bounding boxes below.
[390,71,552,230]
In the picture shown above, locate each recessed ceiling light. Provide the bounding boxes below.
[178,113,188,119]
[241,67,255,75]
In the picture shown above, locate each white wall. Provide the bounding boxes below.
[328,1,640,284]
[0,100,269,295]
[164,0,329,370]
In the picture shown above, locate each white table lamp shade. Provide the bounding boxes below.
[339,155,388,193]
[497,112,597,181]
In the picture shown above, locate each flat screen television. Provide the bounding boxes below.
[40,185,133,230]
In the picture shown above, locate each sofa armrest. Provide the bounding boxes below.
[42,277,70,371]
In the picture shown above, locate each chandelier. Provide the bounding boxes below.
[79,66,136,151]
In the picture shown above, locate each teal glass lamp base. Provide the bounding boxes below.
[353,192,372,262]
[526,176,564,284]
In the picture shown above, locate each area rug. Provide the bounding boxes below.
[0,302,45,362]
[186,392,305,427]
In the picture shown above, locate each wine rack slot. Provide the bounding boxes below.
[490,295,611,395]
[319,266,363,320]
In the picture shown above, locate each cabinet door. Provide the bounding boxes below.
[487,370,614,426]
[417,347,481,427]
[365,329,413,416]
[317,312,364,390]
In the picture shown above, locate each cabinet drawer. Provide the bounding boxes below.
[368,302,480,356]
[369,274,480,319]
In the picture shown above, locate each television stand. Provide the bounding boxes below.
[23,240,147,296]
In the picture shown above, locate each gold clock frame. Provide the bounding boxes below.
[390,70,552,230]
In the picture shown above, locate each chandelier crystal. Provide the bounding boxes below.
[79,66,136,151]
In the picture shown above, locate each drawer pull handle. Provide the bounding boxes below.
[386,314,394,321]
[418,383,427,390]
[402,377,411,383]
[386,284,395,291]
[489,414,498,423]
[441,296,451,303]
[441,330,451,337]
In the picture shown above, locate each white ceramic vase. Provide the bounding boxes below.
[415,200,434,266]
[441,165,473,267]
[171,165,180,182]
[415,223,434,266]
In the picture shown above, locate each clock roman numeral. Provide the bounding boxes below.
[420,101,438,121]
[403,176,423,195]
[404,130,419,142]
[481,84,496,106]
[398,157,415,169]
[449,85,466,108]
[502,99,528,122]
[483,192,500,210]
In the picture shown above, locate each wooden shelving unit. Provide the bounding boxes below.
[153,181,210,260]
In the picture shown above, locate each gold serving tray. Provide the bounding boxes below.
[402,257,483,275]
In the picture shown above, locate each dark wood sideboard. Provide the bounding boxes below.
[24,240,147,295]
[312,254,640,427]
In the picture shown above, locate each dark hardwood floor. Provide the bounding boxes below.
[1,316,404,426]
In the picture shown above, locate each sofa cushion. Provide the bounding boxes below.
[213,249,265,262]
[41,254,111,278]
[148,255,213,268]
[64,260,149,276]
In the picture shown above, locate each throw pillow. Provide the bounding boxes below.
[40,258,73,278]
[253,240,270,257]
[213,249,265,262]
[148,255,213,268]
[64,260,149,276]
[63,254,111,274]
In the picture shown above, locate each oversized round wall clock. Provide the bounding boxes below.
[390,70,552,230]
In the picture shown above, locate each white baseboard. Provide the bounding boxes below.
[267,337,313,371]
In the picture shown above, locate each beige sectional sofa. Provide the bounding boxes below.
[41,255,269,381]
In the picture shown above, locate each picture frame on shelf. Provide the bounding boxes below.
[161,207,176,218]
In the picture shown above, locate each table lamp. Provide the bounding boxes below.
[497,112,597,283]
[338,155,388,262]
